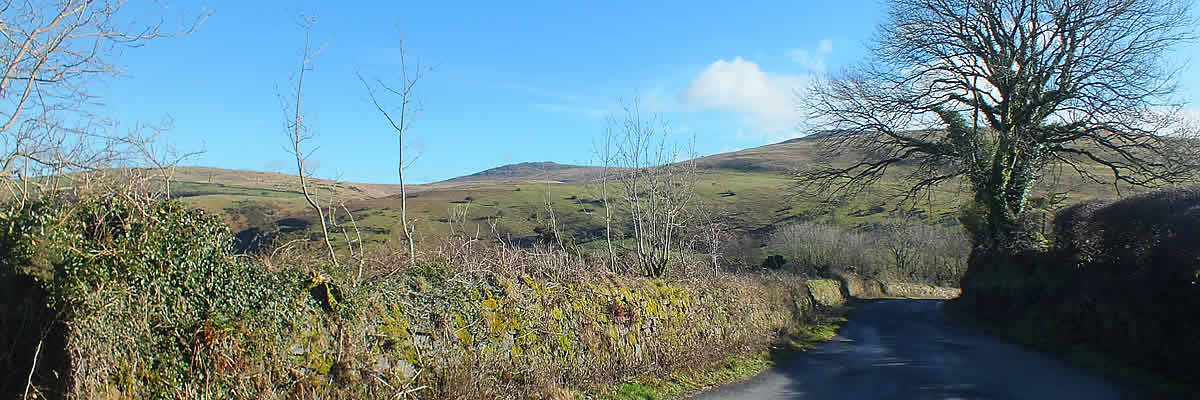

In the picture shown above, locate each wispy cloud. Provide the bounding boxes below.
[503,81,613,119]
[1181,106,1200,123]
[718,145,744,154]
[787,38,833,73]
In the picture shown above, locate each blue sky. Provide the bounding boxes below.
[106,0,1199,184]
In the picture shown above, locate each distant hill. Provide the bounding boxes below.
[162,135,1149,253]
[693,137,823,173]
[171,133,1137,197]
[171,166,404,199]
[423,137,829,188]
[419,161,609,190]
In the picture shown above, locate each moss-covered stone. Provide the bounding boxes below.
[806,279,845,306]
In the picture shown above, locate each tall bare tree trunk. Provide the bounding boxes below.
[287,19,338,267]
[602,161,616,271]
[398,133,416,266]
[357,39,427,267]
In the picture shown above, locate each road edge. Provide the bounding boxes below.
[594,302,863,400]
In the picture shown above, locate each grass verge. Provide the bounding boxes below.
[596,305,858,400]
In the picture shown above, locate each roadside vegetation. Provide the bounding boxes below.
[763,220,969,287]
[0,190,892,399]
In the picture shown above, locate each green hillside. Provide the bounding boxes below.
[171,137,1143,253]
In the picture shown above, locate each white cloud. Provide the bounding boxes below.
[679,57,810,134]
[788,38,834,73]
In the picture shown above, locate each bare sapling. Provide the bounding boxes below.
[321,175,366,280]
[129,120,205,200]
[592,120,620,272]
[281,17,338,267]
[691,201,734,273]
[357,38,430,267]
[541,167,567,251]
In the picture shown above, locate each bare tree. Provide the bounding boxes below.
[281,17,338,266]
[797,0,1197,249]
[130,120,205,199]
[541,177,566,250]
[593,122,619,272]
[0,1,209,209]
[607,99,698,278]
[690,201,734,273]
[357,39,430,268]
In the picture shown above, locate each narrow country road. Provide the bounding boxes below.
[691,300,1128,400]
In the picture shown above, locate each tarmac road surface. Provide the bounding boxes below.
[690,299,1127,400]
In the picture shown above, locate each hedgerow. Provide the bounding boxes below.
[0,196,846,399]
[955,185,1200,389]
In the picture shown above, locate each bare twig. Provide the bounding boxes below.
[22,337,44,400]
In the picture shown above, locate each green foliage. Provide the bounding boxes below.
[611,383,661,400]
[0,197,288,323]
[0,197,310,398]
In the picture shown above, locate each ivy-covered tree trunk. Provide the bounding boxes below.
[941,111,1045,251]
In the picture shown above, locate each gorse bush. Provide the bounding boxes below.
[765,220,970,286]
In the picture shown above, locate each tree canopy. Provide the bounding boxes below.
[798,0,1198,248]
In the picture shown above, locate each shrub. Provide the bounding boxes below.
[766,220,969,286]
[0,196,308,399]
[761,254,785,270]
